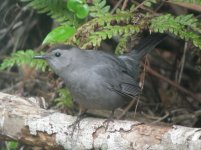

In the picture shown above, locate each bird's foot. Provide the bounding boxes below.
[68,114,85,137]
[68,107,87,136]
[69,115,83,128]
[103,110,115,130]
[103,116,114,131]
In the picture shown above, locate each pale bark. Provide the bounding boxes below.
[0,92,201,150]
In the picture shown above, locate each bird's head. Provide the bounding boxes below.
[34,45,79,74]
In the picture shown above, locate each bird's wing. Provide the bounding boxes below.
[94,63,141,98]
[85,50,141,98]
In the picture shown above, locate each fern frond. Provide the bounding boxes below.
[83,25,140,48]
[70,11,144,48]
[55,88,73,108]
[0,50,48,71]
[115,36,128,55]
[150,14,201,48]
[21,0,75,25]
[89,0,110,17]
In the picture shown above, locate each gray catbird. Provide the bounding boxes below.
[34,33,166,117]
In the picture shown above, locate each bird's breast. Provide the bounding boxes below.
[62,69,127,110]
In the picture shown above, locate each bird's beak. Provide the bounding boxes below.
[33,55,47,59]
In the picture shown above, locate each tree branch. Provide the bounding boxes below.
[0,92,201,149]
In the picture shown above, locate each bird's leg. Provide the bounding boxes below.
[75,107,87,126]
[68,106,87,135]
[103,109,115,130]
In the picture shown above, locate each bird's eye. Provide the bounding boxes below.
[54,52,61,57]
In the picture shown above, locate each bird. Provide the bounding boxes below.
[34,33,166,121]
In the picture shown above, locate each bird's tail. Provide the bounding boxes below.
[128,33,167,60]
[118,33,167,77]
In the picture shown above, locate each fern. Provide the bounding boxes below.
[21,0,76,25]
[0,50,48,71]
[115,36,128,55]
[89,0,110,17]
[150,14,201,48]
[5,1,201,71]
[71,11,144,48]
[55,88,73,108]
[82,25,140,48]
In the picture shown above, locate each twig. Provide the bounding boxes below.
[134,0,146,10]
[144,65,201,103]
[166,1,201,12]
[0,82,23,93]
[117,97,137,120]
[118,56,148,119]
[155,1,165,12]
[150,111,169,124]
[110,0,124,14]
[177,42,188,83]
[131,0,155,13]
[133,96,140,118]
[122,0,128,10]
[134,56,148,118]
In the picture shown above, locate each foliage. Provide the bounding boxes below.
[150,14,201,48]
[21,0,76,25]
[55,88,73,108]
[18,0,201,51]
[67,0,89,19]
[89,0,110,17]
[82,24,141,49]
[115,37,128,55]
[71,11,144,52]
[2,141,18,150]
[43,25,76,45]
[0,50,48,71]
[144,0,157,7]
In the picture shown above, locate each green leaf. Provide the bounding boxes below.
[43,26,76,45]
[144,2,152,7]
[76,4,89,19]
[144,0,157,7]
[67,0,83,12]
